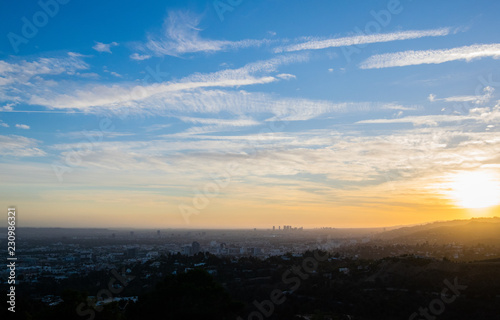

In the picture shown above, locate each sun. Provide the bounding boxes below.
[448,171,500,209]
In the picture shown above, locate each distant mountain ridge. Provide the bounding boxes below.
[374,217,500,245]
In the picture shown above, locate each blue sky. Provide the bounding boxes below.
[1,0,500,228]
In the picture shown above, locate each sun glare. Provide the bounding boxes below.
[449,171,500,209]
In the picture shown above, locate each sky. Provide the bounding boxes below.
[1,0,500,229]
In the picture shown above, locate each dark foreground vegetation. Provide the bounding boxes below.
[3,251,500,320]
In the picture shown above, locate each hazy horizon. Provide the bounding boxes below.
[1,211,499,230]
[2,0,500,229]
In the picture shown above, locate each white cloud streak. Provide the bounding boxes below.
[179,116,259,127]
[28,54,308,111]
[360,43,500,69]
[429,86,495,105]
[357,101,500,126]
[275,28,450,53]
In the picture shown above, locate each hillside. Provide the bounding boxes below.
[374,217,500,245]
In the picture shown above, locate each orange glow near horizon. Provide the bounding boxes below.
[2,169,499,229]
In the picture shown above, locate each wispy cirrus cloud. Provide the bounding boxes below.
[360,43,500,69]
[0,53,89,103]
[274,28,450,53]
[137,10,271,57]
[179,116,259,127]
[0,135,45,157]
[0,53,88,83]
[28,54,308,111]
[177,116,261,135]
[356,101,500,126]
[44,116,500,194]
[357,114,464,126]
[429,86,495,105]
[30,84,399,123]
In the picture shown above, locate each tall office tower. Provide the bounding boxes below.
[192,241,201,255]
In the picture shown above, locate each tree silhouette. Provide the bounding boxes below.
[126,269,243,320]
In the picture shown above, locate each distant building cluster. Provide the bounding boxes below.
[273,225,303,231]
[182,241,201,256]
[7,225,500,300]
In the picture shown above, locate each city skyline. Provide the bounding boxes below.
[1,0,500,229]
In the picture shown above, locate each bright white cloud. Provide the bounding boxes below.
[360,43,500,69]
[109,71,122,78]
[381,104,420,111]
[275,28,450,53]
[179,116,259,127]
[130,53,152,60]
[92,41,118,53]
[276,73,296,80]
[15,124,30,129]
[0,103,15,111]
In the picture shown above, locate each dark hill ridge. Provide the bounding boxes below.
[374,217,500,245]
